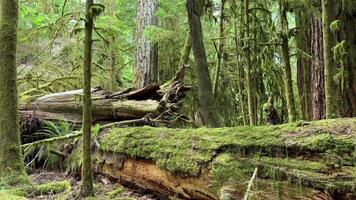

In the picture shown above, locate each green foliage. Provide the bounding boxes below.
[23,121,76,170]
[106,186,124,199]
[330,20,342,33]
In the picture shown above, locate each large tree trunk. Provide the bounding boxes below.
[135,0,159,89]
[310,15,325,120]
[91,119,355,200]
[321,0,338,118]
[0,0,28,180]
[186,0,223,127]
[296,10,312,121]
[337,4,356,118]
[81,0,94,197]
[279,2,297,123]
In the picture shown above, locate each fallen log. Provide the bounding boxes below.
[22,119,356,199]
[94,118,355,200]
[19,82,189,124]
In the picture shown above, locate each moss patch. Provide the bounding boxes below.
[33,180,71,195]
[0,180,70,199]
[106,186,124,199]
[0,192,27,200]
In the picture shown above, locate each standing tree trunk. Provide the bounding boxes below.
[310,15,325,120]
[186,0,223,127]
[296,10,312,121]
[135,0,159,89]
[244,0,256,125]
[321,0,338,118]
[109,0,117,92]
[0,0,28,181]
[81,0,94,197]
[279,2,297,123]
[212,0,227,96]
[232,0,246,125]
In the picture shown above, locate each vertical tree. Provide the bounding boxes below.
[0,0,28,181]
[135,0,159,89]
[321,0,338,118]
[310,14,325,120]
[186,0,223,127]
[212,0,227,96]
[244,0,256,125]
[109,0,117,92]
[232,0,247,125]
[279,1,297,122]
[81,0,94,197]
[296,10,312,121]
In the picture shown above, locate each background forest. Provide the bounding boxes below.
[17,0,355,127]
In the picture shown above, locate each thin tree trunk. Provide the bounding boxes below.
[0,0,28,180]
[232,0,246,125]
[186,0,223,127]
[244,0,256,125]
[81,0,94,197]
[135,0,159,89]
[321,0,338,118]
[212,0,227,96]
[174,33,192,82]
[109,0,116,92]
[279,2,297,123]
[310,15,325,120]
[109,37,116,92]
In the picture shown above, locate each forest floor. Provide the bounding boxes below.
[27,170,159,200]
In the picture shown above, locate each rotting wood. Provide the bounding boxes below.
[20,81,190,125]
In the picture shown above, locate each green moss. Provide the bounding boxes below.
[99,119,356,176]
[0,180,71,199]
[0,192,27,200]
[106,186,124,199]
[34,180,71,195]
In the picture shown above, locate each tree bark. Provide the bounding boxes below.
[0,0,28,181]
[279,2,297,123]
[321,0,338,119]
[310,15,325,120]
[135,0,159,89]
[81,0,94,197]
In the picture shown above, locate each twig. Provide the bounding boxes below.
[243,167,258,200]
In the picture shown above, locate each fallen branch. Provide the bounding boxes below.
[243,167,258,200]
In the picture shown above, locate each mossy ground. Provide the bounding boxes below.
[98,118,356,194]
[0,179,71,199]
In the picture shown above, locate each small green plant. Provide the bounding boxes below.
[106,186,124,199]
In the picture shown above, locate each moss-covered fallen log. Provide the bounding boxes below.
[94,118,356,200]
